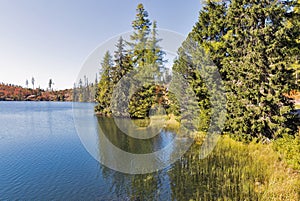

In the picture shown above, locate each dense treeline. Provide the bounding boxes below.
[95,4,173,118]
[176,0,300,140]
[95,1,300,141]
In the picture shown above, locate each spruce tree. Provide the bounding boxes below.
[173,36,216,132]
[145,20,166,81]
[193,0,296,139]
[176,0,298,139]
[289,0,300,85]
[95,51,113,115]
[110,37,133,117]
[223,0,298,139]
[127,3,161,119]
[128,3,152,68]
[112,37,132,84]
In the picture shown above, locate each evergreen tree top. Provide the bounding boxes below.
[132,3,152,32]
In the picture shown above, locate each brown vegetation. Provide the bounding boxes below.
[0,83,72,101]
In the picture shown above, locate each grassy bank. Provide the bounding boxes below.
[168,135,300,200]
[182,135,300,200]
[154,115,300,199]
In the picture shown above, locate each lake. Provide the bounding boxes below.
[0,102,263,200]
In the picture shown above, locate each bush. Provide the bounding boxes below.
[273,132,300,171]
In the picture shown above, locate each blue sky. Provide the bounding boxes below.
[0,0,202,89]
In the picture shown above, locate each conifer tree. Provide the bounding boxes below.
[145,21,166,81]
[127,3,157,118]
[289,0,300,85]
[110,37,133,117]
[224,0,297,139]
[95,51,113,115]
[184,0,298,139]
[128,3,152,68]
[112,37,133,84]
[173,37,213,132]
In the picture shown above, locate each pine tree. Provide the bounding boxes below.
[31,77,35,89]
[110,37,133,117]
[173,0,299,140]
[127,3,156,118]
[173,36,212,132]
[48,79,53,91]
[189,0,298,139]
[112,37,133,84]
[225,0,298,139]
[128,3,152,68]
[95,51,113,115]
[192,0,228,70]
[145,20,166,81]
[171,0,229,132]
[289,0,300,85]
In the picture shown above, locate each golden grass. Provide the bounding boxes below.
[209,136,300,200]
[164,114,180,131]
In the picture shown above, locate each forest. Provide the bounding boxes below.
[93,1,300,198]
[95,1,300,140]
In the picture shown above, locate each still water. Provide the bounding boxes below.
[0,102,261,200]
[0,102,175,200]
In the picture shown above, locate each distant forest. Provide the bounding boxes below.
[0,80,96,102]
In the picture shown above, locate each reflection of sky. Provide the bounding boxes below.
[0,0,201,90]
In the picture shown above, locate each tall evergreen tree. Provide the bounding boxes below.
[289,0,300,85]
[185,0,298,140]
[173,36,213,132]
[127,3,157,119]
[110,37,133,117]
[224,0,297,139]
[128,3,152,68]
[95,51,113,115]
[112,37,133,84]
[48,79,53,91]
[31,77,35,89]
[145,21,166,81]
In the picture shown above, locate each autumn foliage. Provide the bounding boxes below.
[0,83,72,101]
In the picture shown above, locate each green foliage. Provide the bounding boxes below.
[273,132,300,170]
[95,51,113,115]
[178,0,299,140]
[95,4,168,119]
[128,84,155,118]
[128,3,152,68]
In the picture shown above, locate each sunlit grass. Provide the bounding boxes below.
[171,135,300,201]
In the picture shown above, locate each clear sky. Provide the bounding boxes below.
[0,0,202,89]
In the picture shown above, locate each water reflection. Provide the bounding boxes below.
[95,117,174,200]
[72,104,262,200]
[96,117,176,154]
[93,115,193,174]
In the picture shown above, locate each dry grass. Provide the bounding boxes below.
[188,135,300,200]
[164,114,180,131]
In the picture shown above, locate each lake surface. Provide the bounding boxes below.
[0,102,176,200]
[0,102,262,200]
